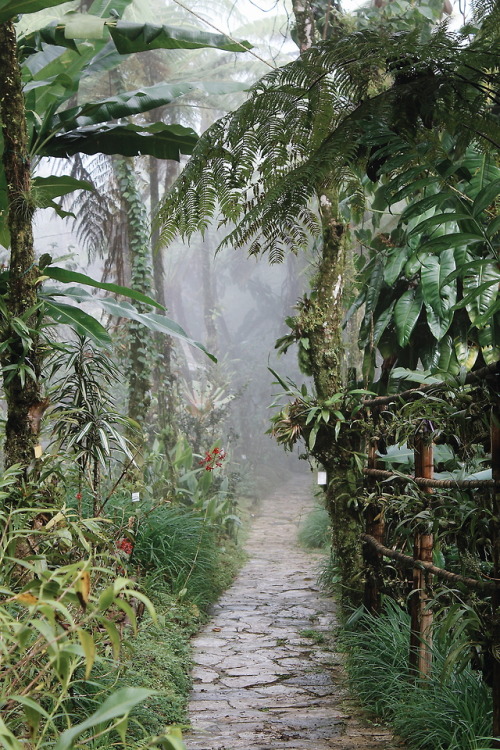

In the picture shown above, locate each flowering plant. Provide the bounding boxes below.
[199,447,227,471]
[117,537,134,555]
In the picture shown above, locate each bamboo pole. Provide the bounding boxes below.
[363,439,385,614]
[490,406,500,748]
[409,424,434,679]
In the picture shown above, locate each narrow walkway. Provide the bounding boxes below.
[186,475,402,750]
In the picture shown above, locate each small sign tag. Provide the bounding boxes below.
[317,471,327,485]
[131,492,140,503]
[34,444,43,459]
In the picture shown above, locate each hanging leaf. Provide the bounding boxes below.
[108,21,252,54]
[408,212,472,236]
[52,81,248,132]
[77,629,96,679]
[43,267,164,310]
[394,287,423,347]
[421,249,456,339]
[372,300,396,346]
[41,122,198,160]
[45,286,216,361]
[383,246,409,285]
[32,176,93,207]
[419,232,485,254]
[44,301,112,346]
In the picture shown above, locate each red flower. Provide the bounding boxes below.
[75,492,82,500]
[199,447,227,471]
[117,538,134,555]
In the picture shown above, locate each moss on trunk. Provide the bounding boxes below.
[296,194,365,608]
[0,21,43,475]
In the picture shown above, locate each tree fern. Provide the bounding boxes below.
[158,23,499,260]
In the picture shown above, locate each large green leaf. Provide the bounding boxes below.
[32,175,93,207]
[408,212,471,237]
[383,246,409,286]
[0,0,68,22]
[463,262,500,325]
[394,287,423,347]
[419,232,485,254]
[44,286,216,362]
[41,122,198,160]
[400,192,456,224]
[372,300,396,347]
[55,687,154,750]
[44,301,112,346]
[97,298,217,362]
[472,177,500,217]
[52,81,248,131]
[43,267,164,310]
[421,249,456,340]
[108,21,252,54]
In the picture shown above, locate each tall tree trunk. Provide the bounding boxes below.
[0,21,44,477]
[291,2,365,608]
[113,157,153,443]
[150,155,177,453]
[200,241,218,357]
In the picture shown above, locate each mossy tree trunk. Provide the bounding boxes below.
[0,21,44,476]
[114,157,153,445]
[296,193,364,608]
[289,0,365,609]
[150,155,178,454]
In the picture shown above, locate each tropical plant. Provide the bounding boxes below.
[0,464,190,749]
[48,334,135,514]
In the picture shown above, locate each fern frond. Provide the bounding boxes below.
[158,22,500,261]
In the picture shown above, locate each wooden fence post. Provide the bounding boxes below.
[490,405,500,747]
[363,437,385,615]
[409,422,434,679]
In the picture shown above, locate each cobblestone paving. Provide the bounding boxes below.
[185,475,403,750]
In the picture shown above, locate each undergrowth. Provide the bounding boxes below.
[297,497,331,550]
[120,507,244,737]
[132,505,241,608]
[341,598,493,750]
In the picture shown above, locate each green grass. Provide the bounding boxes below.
[300,628,327,644]
[341,598,493,749]
[297,503,331,549]
[132,505,242,609]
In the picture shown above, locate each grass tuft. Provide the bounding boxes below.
[341,598,493,749]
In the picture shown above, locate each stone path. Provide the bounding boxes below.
[185,475,403,750]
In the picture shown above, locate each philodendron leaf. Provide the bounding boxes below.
[43,267,164,310]
[108,21,252,54]
[421,249,456,340]
[54,687,155,750]
[394,287,423,347]
[463,262,500,325]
